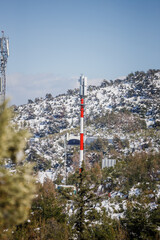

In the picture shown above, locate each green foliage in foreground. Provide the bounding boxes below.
[13,179,70,240]
[0,101,36,239]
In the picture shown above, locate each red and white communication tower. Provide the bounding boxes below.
[79,75,87,173]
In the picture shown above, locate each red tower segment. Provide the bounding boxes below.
[79,75,87,173]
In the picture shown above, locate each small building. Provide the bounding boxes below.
[102,158,116,169]
[66,133,80,146]
[68,139,80,145]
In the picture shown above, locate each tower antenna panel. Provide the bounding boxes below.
[0,31,9,104]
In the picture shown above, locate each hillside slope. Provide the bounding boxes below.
[12,69,160,175]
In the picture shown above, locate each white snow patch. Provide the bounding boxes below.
[38,170,56,184]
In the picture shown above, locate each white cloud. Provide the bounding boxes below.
[6,72,104,106]
[87,78,103,86]
[7,72,79,105]
[114,76,126,81]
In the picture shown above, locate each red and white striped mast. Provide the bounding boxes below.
[79,75,87,174]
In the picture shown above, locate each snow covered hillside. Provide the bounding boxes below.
[12,69,160,179]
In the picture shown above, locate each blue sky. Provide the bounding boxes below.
[0,0,160,105]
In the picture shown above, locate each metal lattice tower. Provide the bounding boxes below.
[0,31,9,104]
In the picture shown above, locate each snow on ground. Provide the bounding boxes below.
[129,187,141,197]
[13,70,160,189]
[155,72,160,78]
[101,199,127,219]
[37,170,56,184]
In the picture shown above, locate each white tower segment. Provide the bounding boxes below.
[0,31,9,104]
[79,75,87,173]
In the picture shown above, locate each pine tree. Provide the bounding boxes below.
[90,208,127,240]
[121,200,159,240]
[13,179,70,240]
[0,101,35,239]
[69,161,126,240]
[71,161,101,240]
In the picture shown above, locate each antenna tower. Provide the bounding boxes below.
[79,75,87,173]
[0,31,9,104]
